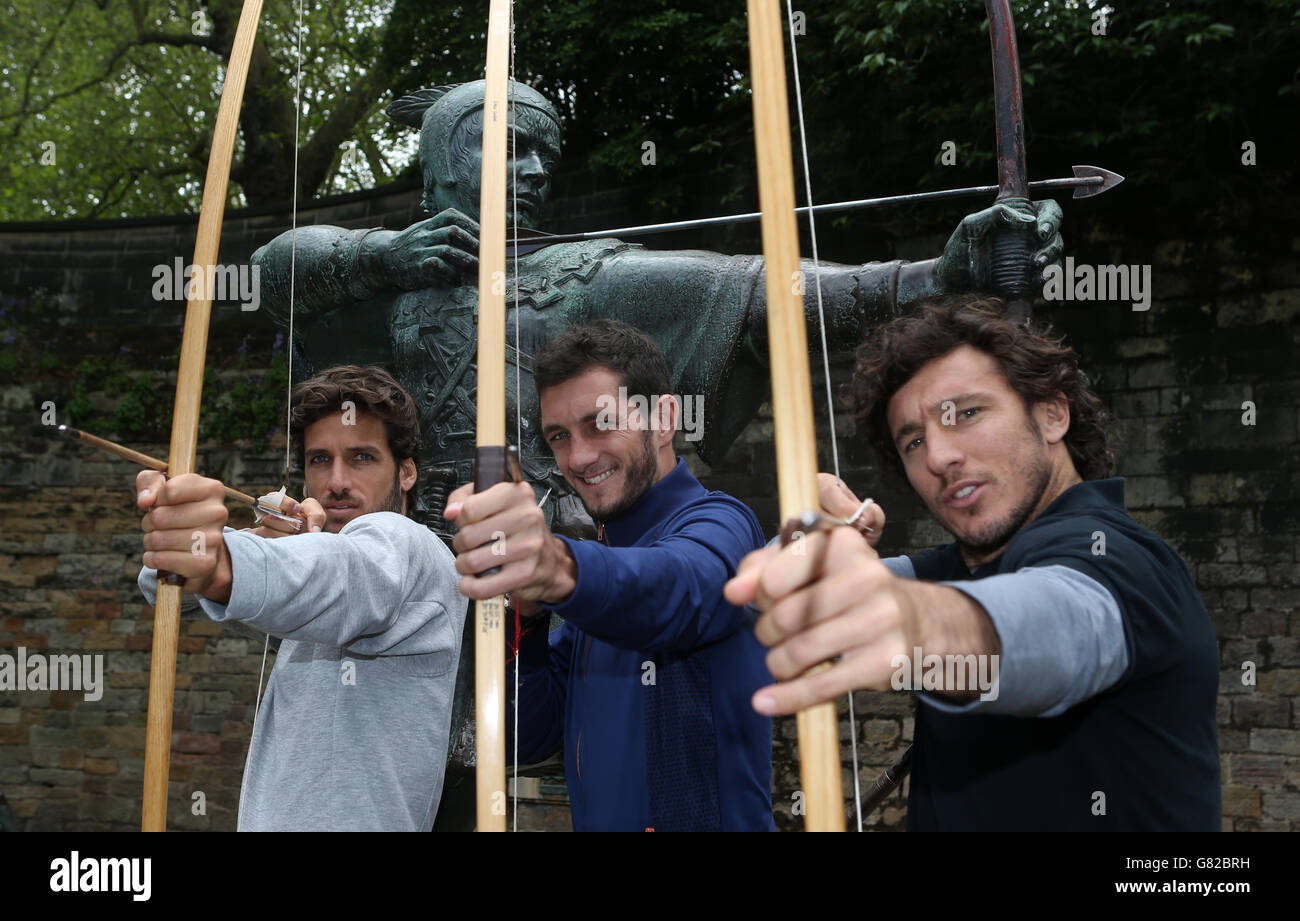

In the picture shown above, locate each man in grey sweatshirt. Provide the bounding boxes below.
[136,365,466,831]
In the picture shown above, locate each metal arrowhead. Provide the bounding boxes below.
[1071,164,1125,198]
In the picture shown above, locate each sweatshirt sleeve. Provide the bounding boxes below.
[137,512,459,656]
[881,555,915,579]
[917,565,1129,718]
[542,498,762,655]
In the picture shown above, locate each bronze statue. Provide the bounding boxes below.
[252,79,1064,539]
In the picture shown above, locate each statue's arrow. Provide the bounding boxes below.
[515,165,1122,248]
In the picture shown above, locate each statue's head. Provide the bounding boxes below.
[387,80,562,229]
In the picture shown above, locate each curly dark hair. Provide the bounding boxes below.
[848,296,1113,480]
[288,365,421,470]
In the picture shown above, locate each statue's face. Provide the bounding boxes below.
[437,107,562,229]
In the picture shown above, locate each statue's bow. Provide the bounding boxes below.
[986,0,1033,320]
[141,0,267,831]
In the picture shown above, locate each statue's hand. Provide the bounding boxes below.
[933,199,1063,295]
[380,209,481,290]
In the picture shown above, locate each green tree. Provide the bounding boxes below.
[0,0,405,219]
[1,0,1295,243]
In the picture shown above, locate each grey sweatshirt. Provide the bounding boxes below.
[138,511,466,831]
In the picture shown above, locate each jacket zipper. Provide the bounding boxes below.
[576,522,609,785]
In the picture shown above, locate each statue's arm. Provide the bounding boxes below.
[251,226,400,326]
[748,198,1066,355]
[743,257,935,359]
[252,209,482,328]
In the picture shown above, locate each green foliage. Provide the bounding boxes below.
[1,0,1295,242]
[60,356,161,436]
[111,373,158,435]
[796,0,1299,242]
[0,0,400,219]
[0,292,59,383]
[1,293,290,451]
[199,345,292,447]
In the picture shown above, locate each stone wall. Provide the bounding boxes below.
[1,182,1296,831]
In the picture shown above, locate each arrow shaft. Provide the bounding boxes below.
[57,426,259,505]
[521,174,1104,247]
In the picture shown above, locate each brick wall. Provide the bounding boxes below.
[1,185,1296,831]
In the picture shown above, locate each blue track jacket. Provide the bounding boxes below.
[509,458,775,831]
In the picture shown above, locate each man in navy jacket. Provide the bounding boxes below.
[446,320,774,831]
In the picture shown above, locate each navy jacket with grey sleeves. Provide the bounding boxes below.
[900,478,1220,831]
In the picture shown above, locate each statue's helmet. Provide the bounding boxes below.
[386,80,562,216]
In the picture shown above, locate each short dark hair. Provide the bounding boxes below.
[289,365,421,469]
[848,296,1113,480]
[533,319,670,400]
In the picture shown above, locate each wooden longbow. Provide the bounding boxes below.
[473,0,513,833]
[745,0,846,832]
[141,0,267,833]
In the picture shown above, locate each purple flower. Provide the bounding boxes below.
[272,332,284,352]
[237,334,251,354]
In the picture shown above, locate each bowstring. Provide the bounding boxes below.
[508,0,522,834]
[785,0,863,833]
[283,0,304,493]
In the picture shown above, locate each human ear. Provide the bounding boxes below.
[399,457,418,495]
[656,394,679,448]
[1037,393,1071,444]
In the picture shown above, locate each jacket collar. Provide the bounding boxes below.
[599,457,703,547]
[1037,476,1126,518]
[969,476,1127,576]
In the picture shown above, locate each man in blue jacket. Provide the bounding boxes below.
[446,319,774,831]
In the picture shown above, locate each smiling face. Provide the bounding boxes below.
[302,410,418,533]
[540,365,677,521]
[886,345,1080,566]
